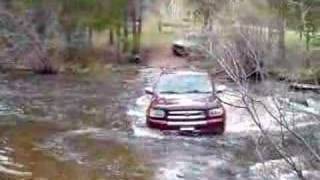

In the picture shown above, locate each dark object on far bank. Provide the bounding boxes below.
[129,54,141,64]
[172,32,206,57]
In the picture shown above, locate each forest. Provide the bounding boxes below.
[0,0,317,77]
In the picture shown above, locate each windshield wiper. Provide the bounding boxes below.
[159,91,180,94]
[183,90,212,94]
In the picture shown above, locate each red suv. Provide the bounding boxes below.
[145,70,226,134]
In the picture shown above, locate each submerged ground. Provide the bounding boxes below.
[0,47,319,180]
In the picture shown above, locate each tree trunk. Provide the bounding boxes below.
[109,28,114,45]
[278,18,286,61]
[131,0,138,54]
[136,0,143,54]
[305,33,311,67]
[299,1,304,41]
[32,8,50,41]
[306,34,310,52]
[116,26,121,63]
[65,30,73,59]
[158,16,162,33]
[267,20,273,49]
[123,7,129,52]
[299,29,303,40]
[203,9,210,29]
[88,27,93,48]
[278,0,286,62]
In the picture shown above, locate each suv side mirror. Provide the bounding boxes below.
[216,85,226,94]
[145,87,154,95]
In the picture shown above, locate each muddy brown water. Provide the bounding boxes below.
[0,66,317,180]
[0,68,152,180]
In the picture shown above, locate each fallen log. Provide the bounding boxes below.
[289,83,320,92]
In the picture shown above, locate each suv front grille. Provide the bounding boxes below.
[167,110,206,121]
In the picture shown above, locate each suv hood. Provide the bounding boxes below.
[172,39,196,48]
[155,93,220,110]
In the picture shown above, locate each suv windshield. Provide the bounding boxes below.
[156,74,213,94]
[186,35,206,41]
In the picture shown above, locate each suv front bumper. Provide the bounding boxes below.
[147,117,225,134]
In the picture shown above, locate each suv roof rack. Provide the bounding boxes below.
[160,67,208,76]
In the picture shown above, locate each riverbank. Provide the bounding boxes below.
[269,67,320,85]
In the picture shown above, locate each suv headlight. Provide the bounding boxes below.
[208,107,224,117]
[149,108,166,118]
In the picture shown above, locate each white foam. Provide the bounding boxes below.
[0,150,30,177]
[0,154,9,161]
[0,165,31,177]
[67,127,102,135]
[127,94,165,139]
[127,109,145,117]
[132,124,164,139]
[3,147,13,152]
[279,171,320,180]
[136,95,151,107]
[222,94,320,133]
[127,96,150,118]
[1,161,24,168]
[156,161,187,180]
[249,156,305,179]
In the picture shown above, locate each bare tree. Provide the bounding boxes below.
[199,27,320,179]
[129,0,143,55]
[0,7,57,73]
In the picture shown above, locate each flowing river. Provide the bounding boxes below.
[0,66,319,180]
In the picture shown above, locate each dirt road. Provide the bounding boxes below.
[143,45,189,68]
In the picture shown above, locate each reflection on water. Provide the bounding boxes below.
[0,67,318,179]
